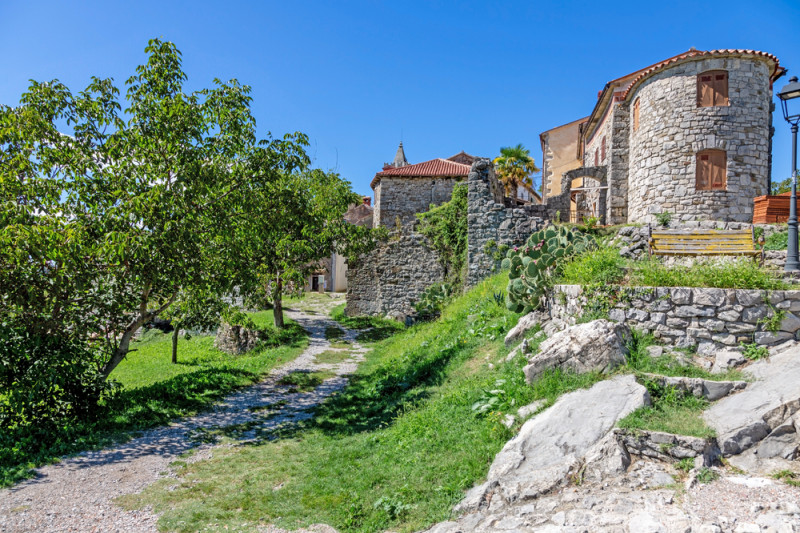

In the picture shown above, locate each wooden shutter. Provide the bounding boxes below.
[601,136,606,162]
[710,150,727,189]
[696,150,726,190]
[696,153,710,189]
[714,72,729,106]
[697,71,728,107]
[594,149,598,166]
[633,99,640,131]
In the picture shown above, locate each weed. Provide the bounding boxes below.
[618,379,714,438]
[471,379,515,415]
[771,469,800,487]
[758,304,786,333]
[676,458,694,473]
[655,211,672,227]
[740,342,768,361]
[764,231,789,251]
[696,467,719,484]
[558,247,626,286]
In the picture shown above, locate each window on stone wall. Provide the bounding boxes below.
[594,148,598,166]
[697,70,729,107]
[696,149,727,191]
[633,99,640,131]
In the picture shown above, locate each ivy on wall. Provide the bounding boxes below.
[416,183,468,286]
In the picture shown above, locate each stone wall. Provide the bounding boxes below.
[372,176,462,227]
[627,57,772,224]
[548,284,800,354]
[345,229,444,319]
[466,159,552,286]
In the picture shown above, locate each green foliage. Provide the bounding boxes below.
[325,325,346,340]
[578,216,600,232]
[758,304,786,333]
[330,305,405,344]
[655,211,672,227]
[771,469,800,487]
[493,143,539,198]
[696,467,719,484]
[630,259,787,290]
[764,230,789,251]
[740,342,769,361]
[416,183,468,285]
[771,177,793,195]
[504,225,594,313]
[414,282,455,321]
[471,379,515,415]
[277,370,335,392]
[676,458,694,473]
[558,247,626,286]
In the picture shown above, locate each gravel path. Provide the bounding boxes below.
[0,296,364,533]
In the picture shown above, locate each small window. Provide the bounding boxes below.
[696,150,727,191]
[633,99,640,131]
[697,70,729,107]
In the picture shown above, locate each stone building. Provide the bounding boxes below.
[541,49,785,225]
[371,143,476,227]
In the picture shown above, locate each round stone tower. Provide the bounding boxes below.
[625,50,781,224]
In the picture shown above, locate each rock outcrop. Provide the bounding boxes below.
[214,322,262,355]
[523,320,630,383]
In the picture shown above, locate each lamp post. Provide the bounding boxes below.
[778,76,800,271]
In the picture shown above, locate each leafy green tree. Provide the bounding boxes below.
[226,165,382,328]
[493,143,540,200]
[416,183,468,285]
[0,37,287,410]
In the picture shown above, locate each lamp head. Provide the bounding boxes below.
[778,76,800,123]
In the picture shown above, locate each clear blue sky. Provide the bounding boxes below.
[2,0,799,197]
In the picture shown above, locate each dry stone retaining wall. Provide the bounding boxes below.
[548,284,800,353]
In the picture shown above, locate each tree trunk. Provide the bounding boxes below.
[273,274,284,329]
[172,326,179,364]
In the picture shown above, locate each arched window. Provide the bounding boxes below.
[696,149,727,191]
[697,70,729,107]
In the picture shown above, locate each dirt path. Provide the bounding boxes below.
[0,296,365,533]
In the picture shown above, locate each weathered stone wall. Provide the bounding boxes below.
[466,159,549,286]
[548,284,800,355]
[345,229,444,319]
[372,176,462,227]
[607,103,630,224]
[627,57,772,224]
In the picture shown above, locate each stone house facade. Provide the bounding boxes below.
[541,49,785,225]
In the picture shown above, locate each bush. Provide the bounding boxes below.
[0,323,111,431]
[764,231,788,251]
[413,283,455,320]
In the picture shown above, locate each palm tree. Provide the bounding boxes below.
[493,144,539,200]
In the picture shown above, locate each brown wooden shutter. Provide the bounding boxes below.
[714,72,729,106]
[698,74,713,107]
[696,153,710,190]
[594,148,598,166]
[710,151,727,189]
[601,136,606,162]
[633,99,640,131]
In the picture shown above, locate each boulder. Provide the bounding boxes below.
[214,322,262,355]
[640,373,747,401]
[504,310,547,347]
[523,320,630,383]
[456,375,649,512]
[704,345,800,457]
[711,350,747,374]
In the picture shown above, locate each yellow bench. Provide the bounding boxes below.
[649,228,762,261]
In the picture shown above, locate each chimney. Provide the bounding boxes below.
[363,196,371,207]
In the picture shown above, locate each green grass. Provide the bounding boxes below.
[764,230,788,251]
[772,469,800,487]
[325,325,346,340]
[558,246,626,286]
[331,304,405,343]
[0,310,309,488]
[121,272,603,533]
[278,370,337,392]
[629,258,787,290]
[314,350,352,365]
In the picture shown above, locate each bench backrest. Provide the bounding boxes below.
[649,228,758,255]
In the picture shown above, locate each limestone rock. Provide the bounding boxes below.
[704,345,800,457]
[640,373,747,401]
[214,322,262,355]
[523,320,630,383]
[504,311,547,347]
[457,375,649,512]
[712,350,747,374]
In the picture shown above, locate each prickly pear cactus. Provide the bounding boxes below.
[501,225,593,313]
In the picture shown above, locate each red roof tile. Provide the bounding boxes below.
[371,158,471,188]
[621,49,783,100]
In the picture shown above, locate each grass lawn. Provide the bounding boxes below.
[0,310,308,488]
[121,273,603,533]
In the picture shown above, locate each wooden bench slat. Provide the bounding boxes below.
[648,228,761,262]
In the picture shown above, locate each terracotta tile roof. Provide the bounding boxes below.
[620,48,783,100]
[371,158,471,188]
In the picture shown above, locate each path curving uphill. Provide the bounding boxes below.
[0,296,363,533]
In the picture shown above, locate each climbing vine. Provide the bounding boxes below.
[416,183,468,285]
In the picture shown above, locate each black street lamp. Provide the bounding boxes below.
[778,76,800,272]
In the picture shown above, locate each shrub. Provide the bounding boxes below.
[413,282,455,321]
[655,211,672,227]
[764,231,788,251]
